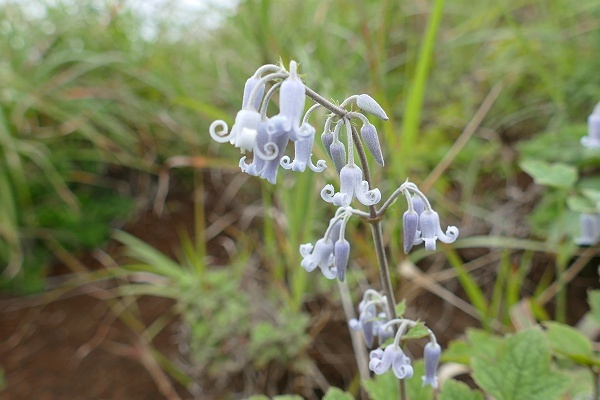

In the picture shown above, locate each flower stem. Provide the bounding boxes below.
[305,85,402,399]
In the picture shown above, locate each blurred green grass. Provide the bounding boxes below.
[1,0,599,396]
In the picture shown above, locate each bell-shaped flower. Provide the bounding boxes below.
[422,342,441,388]
[242,76,265,110]
[391,349,414,380]
[280,123,326,173]
[403,209,419,254]
[360,304,377,347]
[321,164,381,207]
[575,213,600,246]
[299,217,343,280]
[360,123,384,166]
[265,61,306,141]
[582,103,600,149]
[414,209,459,251]
[299,239,336,280]
[334,238,350,282]
[229,109,262,152]
[240,121,289,184]
[369,345,413,380]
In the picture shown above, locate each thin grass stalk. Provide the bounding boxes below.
[399,0,446,176]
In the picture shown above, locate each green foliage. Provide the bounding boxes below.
[589,290,600,324]
[471,328,570,400]
[439,380,484,400]
[519,160,578,190]
[363,360,432,400]
[322,387,354,400]
[249,312,311,369]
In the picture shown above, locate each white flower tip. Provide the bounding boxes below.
[357,94,389,120]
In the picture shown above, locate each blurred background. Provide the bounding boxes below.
[0,0,599,398]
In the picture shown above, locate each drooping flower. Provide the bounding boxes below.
[575,213,600,246]
[369,345,414,380]
[415,209,459,251]
[334,238,350,282]
[422,342,441,388]
[299,214,348,280]
[280,123,326,173]
[349,291,390,347]
[582,102,600,149]
[403,209,419,254]
[321,164,381,207]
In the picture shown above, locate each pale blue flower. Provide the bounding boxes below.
[582,103,600,149]
[414,209,459,251]
[369,345,414,379]
[575,213,600,246]
[280,123,327,173]
[422,342,441,388]
[334,238,350,282]
[321,164,381,207]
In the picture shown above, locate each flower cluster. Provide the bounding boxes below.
[299,207,355,281]
[210,61,326,184]
[348,290,393,347]
[367,316,442,387]
[209,60,456,390]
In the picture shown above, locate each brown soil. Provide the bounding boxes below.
[1,181,599,400]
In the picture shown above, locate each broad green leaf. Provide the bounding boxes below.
[582,188,600,204]
[439,380,484,400]
[364,360,431,400]
[567,195,598,213]
[363,366,398,400]
[443,329,502,365]
[520,160,578,189]
[322,387,354,400]
[544,321,592,356]
[405,361,433,400]
[472,328,570,400]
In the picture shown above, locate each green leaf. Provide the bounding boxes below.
[405,360,433,400]
[582,188,600,204]
[439,380,484,400]
[443,329,502,365]
[403,322,430,340]
[395,300,406,317]
[363,368,398,400]
[364,360,431,400]
[589,290,600,324]
[567,195,598,213]
[544,321,592,356]
[520,160,578,189]
[322,387,354,400]
[472,328,570,400]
